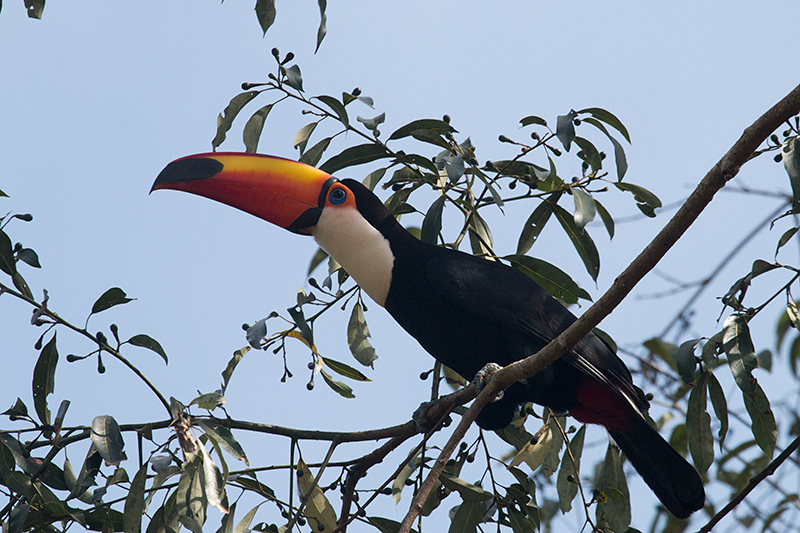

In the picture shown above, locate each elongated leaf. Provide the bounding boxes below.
[686,373,713,476]
[199,443,227,513]
[743,382,777,457]
[368,517,420,533]
[212,91,259,150]
[440,473,493,501]
[449,500,482,533]
[582,117,628,181]
[319,369,355,398]
[91,287,134,315]
[321,356,370,381]
[32,334,58,426]
[706,371,729,449]
[508,507,537,533]
[196,420,249,466]
[508,425,553,471]
[722,315,758,396]
[300,137,332,167]
[128,334,168,364]
[315,0,327,52]
[421,195,446,245]
[316,95,349,127]
[676,339,700,385]
[288,306,313,347]
[516,193,559,255]
[775,227,798,257]
[410,129,451,150]
[254,0,276,35]
[594,444,631,533]
[782,137,800,213]
[467,209,494,257]
[233,504,259,533]
[124,462,149,533]
[519,115,547,127]
[221,346,249,394]
[16,248,40,268]
[573,137,602,174]
[505,255,583,305]
[555,110,577,152]
[319,143,390,174]
[577,107,630,142]
[0,229,16,276]
[284,64,303,92]
[363,167,387,190]
[614,182,662,213]
[69,444,102,500]
[553,205,600,281]
[593,198,615,239]
[347,302,378,367]
[388,119,454,140]
[297,459,338,531]
[556,424,585,513]
[293,122,318,155]
[570,186,595,230]
[243,104,274,153]
[91,415,126,466]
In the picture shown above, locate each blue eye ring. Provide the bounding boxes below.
[328,187,347,205]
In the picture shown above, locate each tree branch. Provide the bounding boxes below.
[398,83,800,533]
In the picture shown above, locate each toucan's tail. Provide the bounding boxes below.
[609,416,705,519]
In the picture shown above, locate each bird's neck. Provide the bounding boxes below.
[311,206,395,307]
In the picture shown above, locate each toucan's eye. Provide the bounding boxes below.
[328,187,347,205]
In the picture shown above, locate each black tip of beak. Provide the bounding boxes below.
[151,157,225,193]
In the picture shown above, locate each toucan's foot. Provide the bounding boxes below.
[413,399,451,432]
[473,363,504,402]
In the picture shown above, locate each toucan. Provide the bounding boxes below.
[152,152,705,518]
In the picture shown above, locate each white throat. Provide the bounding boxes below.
[311,206,394,307]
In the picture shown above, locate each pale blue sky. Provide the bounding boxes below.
[2,2,799,530]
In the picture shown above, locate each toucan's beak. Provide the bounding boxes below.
[151,152,335,234]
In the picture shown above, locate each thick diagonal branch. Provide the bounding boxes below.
[398,83,800,533]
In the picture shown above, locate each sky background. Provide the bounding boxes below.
[2,1,800,531]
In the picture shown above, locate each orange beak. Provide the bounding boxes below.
[151,152,335,234]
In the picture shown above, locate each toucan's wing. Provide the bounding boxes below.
[424,251,647,410]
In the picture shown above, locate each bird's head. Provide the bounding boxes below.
[151,152,363,235]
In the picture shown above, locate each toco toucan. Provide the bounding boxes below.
[152,152,705,518]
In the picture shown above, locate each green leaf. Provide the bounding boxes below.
[288,306,313,347]
[128,334,168,364]
[775,227,798,257]
[124,462,148,533]
[421,195,446,245]
[368,517,419,533]
[506,255,584,305]
[2,398,28,420]
[706,371,729,449]
[573,137,602,174]
[0,229,17,276]
[25,0,45,19]
[553,205,600,281]
[519,115,547,127]
[196,419,249,466]
[541,414,566,478]
[16,248,40,268]
[467,209,494,257]
[581,117,628,181]
[315,0,327,53]
[781,137,800,213]
[198,442,227,513]
[388,119,454,140]
[440,473,493,501]
[296,459,338,532]
[593,198,615,239]
[320,368,355,398]
[293,122,317,155]
[233,504,259,533]
[221,346,249,395]
[686,373,713,476]
[284,64,303,92]
[91,287,134,315]
[556,424,585,513]
[614,182,662,213]
[594,444,631,533]
[212,91,259,150]
[555,110,577,152]
[448,500,482,533]
[347,302,378,367]
[242,104,274,153]
[91,415,127,466]
[722,315,758,397]
[299,136,333,167]
[69,444,102,500]
[570,186,595,231]
[315,95,349,127]
[743,381,777,457]
[676,339,700,385]
[508,508,537,533]
[254,0,276,35]
[577,107,631,143]
[363,168,387,190]
[516,193,559,255]
[410,129,451,150]
[321,356,371,381]
[319,143,391,174]
[32,334,58,426]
